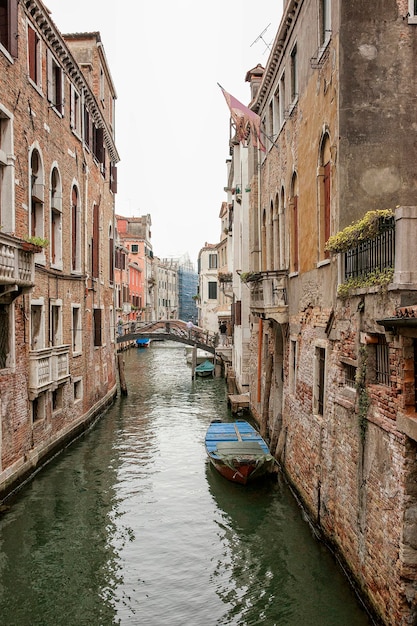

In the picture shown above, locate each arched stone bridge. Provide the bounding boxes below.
[116,319,218,354]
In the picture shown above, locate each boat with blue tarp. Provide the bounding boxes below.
[204,419,275,484]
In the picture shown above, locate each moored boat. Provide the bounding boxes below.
[204,419,275,485]
[136,338,151,348]
[195,359,215,377]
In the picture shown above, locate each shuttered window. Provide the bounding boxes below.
[92,204,99,278]
[0,0,18,57]
[93,308,102,346]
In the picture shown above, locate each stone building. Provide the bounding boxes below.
[197,243,220,334]
[0,1,119,498]
[226,0,417,623]
[116,214,154,321]
[155,257,178,321]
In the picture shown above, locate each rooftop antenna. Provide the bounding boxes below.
[250,23,272,55]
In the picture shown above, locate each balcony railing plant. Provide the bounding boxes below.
[325,210,395,298]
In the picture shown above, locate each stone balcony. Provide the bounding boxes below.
[29,345,70,398]
[0,233,36,297]
[249,270,289,324]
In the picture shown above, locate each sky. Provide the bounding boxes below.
[44,1,283,267]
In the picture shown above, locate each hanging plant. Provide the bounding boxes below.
[239,271,261,283]
[325,209,394,253]
[337,267,394,299]
[218,272,232,283]
[23,235,49,249]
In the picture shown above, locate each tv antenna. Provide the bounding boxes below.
[250,23,272,55]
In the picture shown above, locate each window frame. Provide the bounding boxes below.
[47,50,64,115]
[313,342,327,416]
[408,0,417,24]
[0,0,18,59]
[27,22,41,89]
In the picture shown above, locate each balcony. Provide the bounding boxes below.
[29,345,70,398]
[249,270,288,324]
[0,233,36,297]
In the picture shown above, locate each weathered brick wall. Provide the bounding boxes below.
[0,0,117,496]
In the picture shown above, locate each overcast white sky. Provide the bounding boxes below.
[45,1,283,267]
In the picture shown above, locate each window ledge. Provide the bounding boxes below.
[397,412,417,442]
[335,388,356,409]
[0,44,13,64]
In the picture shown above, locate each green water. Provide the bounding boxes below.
[0,343,374,625]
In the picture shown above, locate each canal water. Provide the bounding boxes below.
[0,342,374,626]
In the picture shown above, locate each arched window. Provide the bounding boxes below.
[290,173,299,273]
[279,186,286,270]
[262,208,267,271]
[50,167,62,268]
[30,148,44,240]
[268,200,274,270]
[318,133,332,261]
[71,185,80,272]
[109,223,114,284]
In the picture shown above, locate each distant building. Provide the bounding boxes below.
[116,214,154,321]
[155,258,179,320]
[177,255,198,322]
[197,243,219,334]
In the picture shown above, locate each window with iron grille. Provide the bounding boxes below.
[314,346,326,415]
[375,335,390,386]
[343,362,357,389]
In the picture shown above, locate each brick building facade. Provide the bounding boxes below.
[226,0,417,623]
[0,1,119,498]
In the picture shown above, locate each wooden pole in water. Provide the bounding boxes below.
[118,353,128,396]
[191,345,197,380]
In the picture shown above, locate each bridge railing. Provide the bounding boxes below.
[116,319,219,350]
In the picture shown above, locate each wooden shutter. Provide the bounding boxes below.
[28,25,36,82]
[92,204,99,278]
[9,0,18,58]
[110,163,118,193]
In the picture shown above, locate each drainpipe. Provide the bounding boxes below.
[257,317,263,403]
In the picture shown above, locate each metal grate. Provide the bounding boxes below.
[344,217,394,281]
[376,336,390,386]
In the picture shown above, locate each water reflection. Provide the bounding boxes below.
[0,344,373,626]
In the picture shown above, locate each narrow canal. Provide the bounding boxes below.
[0,342,374,626]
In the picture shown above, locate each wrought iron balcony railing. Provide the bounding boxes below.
[344,217,395,281]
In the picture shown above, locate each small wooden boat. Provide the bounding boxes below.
[205,419,274,485]
[195,359,215,377]
[136,338,150,348]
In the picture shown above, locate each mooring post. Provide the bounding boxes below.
[117,353,128,396]
[191,345,197,380]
